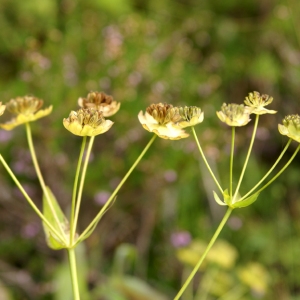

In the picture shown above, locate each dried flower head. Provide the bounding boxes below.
[278,115,300,143]
[216,103,251,127]
[138,103,189,140]
[244,91,276,115]
[63,108,113,136]
[78,92,120,117]
[177,106,204,128]
[0,102,6,116]
[0,96,52,130]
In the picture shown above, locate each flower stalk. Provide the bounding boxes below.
[71,136,95,244]
[174,207,233,300]
[68,248,80,300]
[69,136,87,245]
[0,154,64,244]
[78,134,157,243]
[233,114,259,202]
[192,127,223,194]
[26,122,67,240]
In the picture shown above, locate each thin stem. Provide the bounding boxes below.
[70,136,87,245]
[78,134,157,242]
[192,127,223,194]
[233,115,259,202]
[240,138,292,201]
[229,126,235,198]
[72,136,95,241]
[253,143,300,195]
[0,155,65,244]
[68,248,80,300]
[174,207,233,300]
[25,122,66,238]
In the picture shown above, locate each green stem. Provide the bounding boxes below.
[229,126,235,198]
[192,127,223,194]
[233,115,259,202]
[68,248,80,300]
[174,207,233,300]
[252,143,300,195]
[70,136,87,245]
[78,134,157,242]
[0,154,65,244]
[25,122,66,239]
[72,136,95,242]
[240,138,292,201]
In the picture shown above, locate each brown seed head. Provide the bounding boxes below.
[146,103,180,125]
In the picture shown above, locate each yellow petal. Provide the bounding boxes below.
[138,111,189,140]
[0,106,52,130]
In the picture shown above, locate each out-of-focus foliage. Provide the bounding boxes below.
[1,0,300,299]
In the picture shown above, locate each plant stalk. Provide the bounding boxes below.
[192,127,223,194]
[174,207,233,300]
[78,134,156,242]
[68,248,80,300]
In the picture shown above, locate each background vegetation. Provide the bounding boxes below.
[1,0,300,299]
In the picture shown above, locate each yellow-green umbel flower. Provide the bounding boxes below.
[216,103,251,127]
[78,91,120,117]
[278,115,300,143]
[0,102,6,116]
[244,91,277,115]
[0,96,52,130]
[138,103,189,140]
[63,108,113,136]
[177,106,204,128]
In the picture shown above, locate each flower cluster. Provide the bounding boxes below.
[78,91,120,117]
[216,103,251,127]
[0,96,52,130]
[278,114,300,143]
[244,91,276,115]
[138,103,204,140]
[63,108,113,137]
[64,91,120,136]
[0,92,120,138]
[216,91,277,127]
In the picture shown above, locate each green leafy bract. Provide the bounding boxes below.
[42,186,69,250]
[231,191,260,208]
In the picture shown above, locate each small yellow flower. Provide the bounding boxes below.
[78,91,120,117]
[138,103,189,140]
[278,114,300,143]
[177,106,204,128]
[0,96,52,130]
[216,103,251,127]
[244,91,277,115]
[63,108,113,136]
[0,102,6,116]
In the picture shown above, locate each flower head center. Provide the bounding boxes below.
[178,106,201,121]
[146,103,180,125]
[70,108,106,128]
[244,91,273,107]
[79,92,113,108]
[283,114,300,129]
[221,103,249,121]
[6,96,43,115]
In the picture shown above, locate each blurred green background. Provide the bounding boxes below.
[1,0,300,299]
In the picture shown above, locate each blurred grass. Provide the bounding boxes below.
[1,0,300,299]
